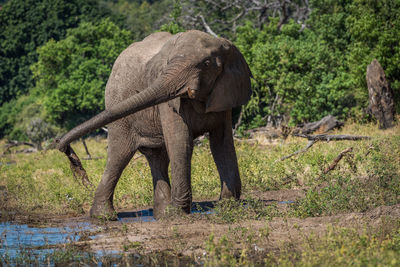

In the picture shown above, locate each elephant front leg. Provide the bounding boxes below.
[210,111,241,199]
[159,103,193,214]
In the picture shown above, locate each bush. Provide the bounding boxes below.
[31,19,132,130]
[235,19,353,128]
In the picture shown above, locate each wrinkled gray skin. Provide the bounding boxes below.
[57,30,252,219]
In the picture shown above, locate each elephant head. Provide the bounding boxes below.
[57,30,252,151]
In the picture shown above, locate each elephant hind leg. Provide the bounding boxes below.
[140,146,171,219]
[90,123,137,220]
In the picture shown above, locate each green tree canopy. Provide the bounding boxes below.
[235,19,353,129]
[1,0,400,140]
[31,19,132,129]
[346,0,400,113]
[103,0,174,40]
[0,0,113,105]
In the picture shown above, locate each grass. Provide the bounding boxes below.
[1,121,399,217]
[1,247,194,266]
[203,219,400,266]
[1,120,400,265]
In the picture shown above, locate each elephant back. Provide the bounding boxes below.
[105,32,173,109]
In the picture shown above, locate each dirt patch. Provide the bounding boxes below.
[2,188,399,259]
[73,203,399,257]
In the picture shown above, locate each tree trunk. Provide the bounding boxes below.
[366,59,395,129]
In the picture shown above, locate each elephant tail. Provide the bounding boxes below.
[62,144,94,190]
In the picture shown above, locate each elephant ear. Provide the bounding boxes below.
[205,44,252,113]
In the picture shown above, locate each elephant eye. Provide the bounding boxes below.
[204,59,211,67]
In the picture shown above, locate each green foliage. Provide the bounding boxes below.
[103,0,175,40]
[159,0,185,34]
[236,19,353,127]
[0,94,47,140]
[346,0,400,113]
[0,0,113,105]
[26,118,58,150]
[31,19,132,129]
[306,0,400,119]
[234,0,400,127]
[204,234,244,266]
[261,224,400,266]
[2,0,400,138]
[204,222,400,266]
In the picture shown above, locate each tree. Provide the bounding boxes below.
[0,0,113,106]
[181,0,311,39]
[31,19,132,129]
[235,19,352,129]
[159,0,186,34]
[26,117,57,150]
[102,0,174,40]
[346,0,400,114]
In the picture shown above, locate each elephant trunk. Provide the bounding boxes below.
[57,81,180,152]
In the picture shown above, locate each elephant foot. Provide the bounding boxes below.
[154,204,188,219]
[220,181,241,200]
[153,200,171,219]
[171,198,191,214]
[153,199,190,219]
[153,180,173,219]
[90,201,118,221]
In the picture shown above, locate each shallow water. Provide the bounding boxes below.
[118,201,216,222]
[0,200,294,264]
[0,222,93,259]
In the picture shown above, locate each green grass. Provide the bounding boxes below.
[1,121,400,265]
[1,121,399,217]
[0,247,193,266]
[203,220,400,266]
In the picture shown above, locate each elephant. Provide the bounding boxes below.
[57,30,252,220]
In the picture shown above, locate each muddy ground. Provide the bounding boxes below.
[2,188,399,260]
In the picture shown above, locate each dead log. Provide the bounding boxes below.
[366,59,396,129]
[63,144,94,190]
[323,147,353,174]
[3,141,37,155]
[15,148,37,154]
[292,115,344,135]
[293,134,370,141]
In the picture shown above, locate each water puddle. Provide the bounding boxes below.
[117,200,294,222]
[0,222,93,258]
[0,199,294,264]
[118,201,216,222]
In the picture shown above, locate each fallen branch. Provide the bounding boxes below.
[64,144,94,190]
[292,115,344,135]
[233,108,244,136]
[323,147,353,174]
[15,148,37,154]
[279,134,370,162]
[3,141,36,155]
[278,140,316,162]
[198,14,218,37]
[82,138,92,160]
[293,134,371,141]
